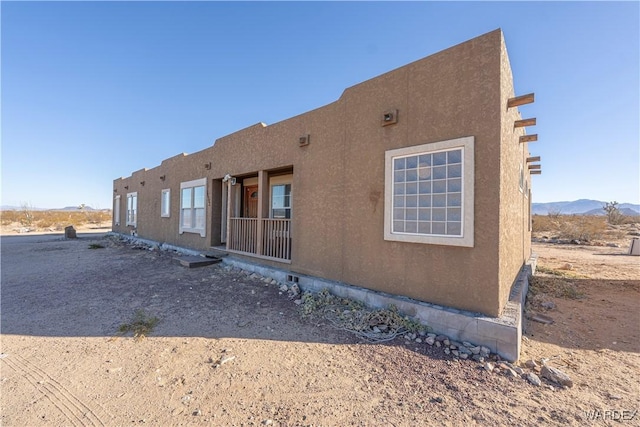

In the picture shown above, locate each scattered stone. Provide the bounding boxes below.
[435,335,447,342]
[415,338,422,343]
[608,393,623,400]
[279,284,288,292]
[470,346,481,355]
[435,341,441,348]
[64,226,77,239]
[262,420,273,426]
[462,341,473,348]
[249,273,259,279]
[504,368,519,378]
[606,242,620,248]
[430,396,444,404]
[425,336,435,345]
[443,339,450,346]
[270,279,278,285]
[472,355,484,363]
[526,372,542,387]
[541,365,573,388]
[452,350,459,357]
[444,348,450,355]
[460,353,469,360]
[514,367,525,375]
[373,327,381,333]
[480,346,491,357]
[541,301,556,310]
[192,409,201,416]
[559,263,573,270]
[427,333,436,338]
[288,284,300,298]
[294,299,303,305]
[483,362,494,372]
[525,359,538,369]
[493,367,501,375]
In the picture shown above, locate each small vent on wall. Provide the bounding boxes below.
[160,175,166,181]
[382,109,398,126]
[299,134,310,147]
[286,274,299,284]
[204,162,212,170]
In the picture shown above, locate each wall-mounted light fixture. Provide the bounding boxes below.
[382,109,398,126]
[299,134,310,147]
[204,162,212,170]
[124,185,129,190]
[113,189,117,193]
[160,175,166,181]
[140,181,145,186]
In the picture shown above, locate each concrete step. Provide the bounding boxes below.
[174,256,221,268]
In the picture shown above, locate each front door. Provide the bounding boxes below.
[243,185,258,218]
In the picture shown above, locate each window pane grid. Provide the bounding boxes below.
[391,148,463,237]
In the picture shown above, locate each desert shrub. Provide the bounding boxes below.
[1,210,20,225]
[557,215,606,241]
[532,214,557,233]
[603,201,625,225]
[533,214,606,241]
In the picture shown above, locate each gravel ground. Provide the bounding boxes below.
[1,233,638,426]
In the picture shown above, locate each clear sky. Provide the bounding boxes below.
[2,1,638,209]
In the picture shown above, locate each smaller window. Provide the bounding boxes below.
[270,175,293,219]
[126,192,137,226]
[161,189,171,217]
[114,195,121,226]
[519,163,524,193]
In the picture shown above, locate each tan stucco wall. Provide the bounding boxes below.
[498,32,533,310]
[113,29,528,317]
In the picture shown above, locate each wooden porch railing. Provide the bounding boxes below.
[228,218,258,254]
[228,218,291,261]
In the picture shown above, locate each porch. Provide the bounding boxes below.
[220,168,293,263]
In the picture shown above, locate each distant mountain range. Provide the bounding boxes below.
[532,199,640,216]
[0,205,104,211]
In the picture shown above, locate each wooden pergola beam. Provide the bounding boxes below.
[514,118,536,128]
[530,170,542,175]
[519,134,538,143]
[526,156,541,163]
[508,93,535,108]
[528,164,541,170]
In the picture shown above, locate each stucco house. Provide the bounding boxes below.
[112,29,539,361]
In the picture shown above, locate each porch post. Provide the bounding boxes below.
[256,170,269,255]
[225,180,232,249]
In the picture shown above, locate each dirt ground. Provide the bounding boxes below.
[1,232,638,426]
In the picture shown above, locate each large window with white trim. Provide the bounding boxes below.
[384,136,474,247]
[180,178,206,237]
[126,192,137,226]
[161,189,171,217]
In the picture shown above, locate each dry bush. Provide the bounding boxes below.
[532,214,607,241]
[1,210,112,230]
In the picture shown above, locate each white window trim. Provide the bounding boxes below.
[161,189,171,218]
[384,136,474,247]
[179,178,207,237]
[269,174,293,219]
[114,195,121,226]
[126,192,138,227]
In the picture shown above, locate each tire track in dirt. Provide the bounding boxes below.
[1,353,108,426]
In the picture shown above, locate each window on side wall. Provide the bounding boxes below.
[384,136,474,247]
[180,178,206,237]
[114,195,121,226]
[126,192,137,226]
[161,189,171,217]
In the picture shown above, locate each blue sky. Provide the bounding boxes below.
[2,1,638,209]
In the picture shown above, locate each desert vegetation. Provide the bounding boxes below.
[532,209,639,243]
[1,207,111,232]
